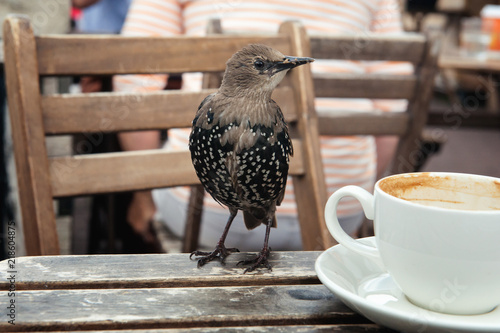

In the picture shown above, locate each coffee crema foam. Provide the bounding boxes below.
[378,173,500,211]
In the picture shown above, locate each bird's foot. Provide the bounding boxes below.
[190,245,240,268]
[237,247,272,273]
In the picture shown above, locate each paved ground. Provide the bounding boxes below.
[421,126,500,178]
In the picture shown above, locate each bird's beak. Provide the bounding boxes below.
[271,56,314,75]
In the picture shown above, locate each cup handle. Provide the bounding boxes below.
[324,185,380,259]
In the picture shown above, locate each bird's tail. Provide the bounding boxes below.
[243,211,277,230]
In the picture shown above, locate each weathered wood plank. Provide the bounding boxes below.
[318,111,409,136]
[0,250,390,332]
[41,87,298,135]
[0,252,319,290]
[3,16,60,255]
[49,139,304,197]
[280,22,331,251]
[0,285,367,331]
[313,74,417,99]
[42,90,214,135]
[50,150,197,197]
[36,35,291,76]
[52,325,392,332]
[310,33,425,63]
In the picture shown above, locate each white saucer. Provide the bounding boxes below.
[315,237,500,333]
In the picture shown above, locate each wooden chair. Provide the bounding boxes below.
[3,15,329,256]
[309,33,440,175]
[308,33,440,238]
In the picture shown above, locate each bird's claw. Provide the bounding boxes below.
[190,246,239,267]
[237,248,272,273]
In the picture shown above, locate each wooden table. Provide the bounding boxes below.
[440,51,500,73]
[432,20,500,129]
[0,251,393,332]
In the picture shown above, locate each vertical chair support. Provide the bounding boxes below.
[3,17,59,255]
[390,35,441,174]
[279,22,331,250]
[183,19,224,253]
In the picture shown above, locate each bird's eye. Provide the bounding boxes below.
[254,60,265,70]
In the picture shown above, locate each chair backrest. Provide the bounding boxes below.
[3,15,329,255]
[309,33,440,174]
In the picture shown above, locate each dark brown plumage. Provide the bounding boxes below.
[189,44,313,272]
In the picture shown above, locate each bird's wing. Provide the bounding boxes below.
[272,101,293,207]
[192,92,216,127]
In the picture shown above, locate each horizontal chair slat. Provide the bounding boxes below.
[36,35,290,76]
[318,111,409,136]
[313,74,417,99]
[50,139,304,197]
[310,33,425,62]
[42,87,297,135]
[43,90,214,134]
[50,150,198,197]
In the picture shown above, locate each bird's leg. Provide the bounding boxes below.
[190,208,240,267]
[238,220,273,273]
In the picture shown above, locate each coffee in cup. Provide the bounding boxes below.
[324,172,500,315]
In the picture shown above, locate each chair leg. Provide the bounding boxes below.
[182,185,205,253]
[357,217,374,238]
[183,20,223,253]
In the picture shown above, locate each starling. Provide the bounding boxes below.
[189,44,313,272]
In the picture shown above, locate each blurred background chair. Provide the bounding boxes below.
[310,32,440,236]
[309,33,441,176]
[3,15,329,255]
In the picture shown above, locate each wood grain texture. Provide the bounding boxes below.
[0,252,392,332]
[280,22,331,251]
[317,111,409,136]
[0,251,365,331]
[313,74,417,99]
[183,183,205,252]
[0,285,367,331]
[49,150,198,197]
[3,16,60,255]
[310,33,425,62]
[0,251,319,290]
[42,90,215,134]
[36,35,291,76]
[41,87,297,135]
[36,326,392,332]
[49,139,304,197]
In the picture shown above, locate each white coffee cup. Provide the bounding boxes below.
[324,172,500,315]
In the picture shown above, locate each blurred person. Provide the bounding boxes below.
[73,0,131,33]
[71,0,162,254]
[72,0,132,93]
[114,0,412,251]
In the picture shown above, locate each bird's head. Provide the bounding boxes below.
[219,44,314,97]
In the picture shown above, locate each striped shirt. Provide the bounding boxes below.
[114,0,411,218]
